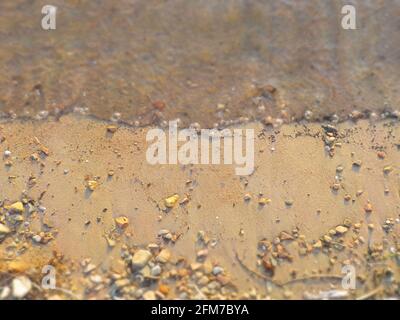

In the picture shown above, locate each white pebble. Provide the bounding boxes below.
[12,276,32,299]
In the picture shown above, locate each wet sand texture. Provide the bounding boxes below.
[0,0,399,127]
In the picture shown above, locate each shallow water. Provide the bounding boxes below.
[0,0,399,127]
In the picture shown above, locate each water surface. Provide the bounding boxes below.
[0,0,399,127]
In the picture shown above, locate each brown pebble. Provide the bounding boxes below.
[158,284,170,295]
[106,125,118,133]
[152,100,166,111]
[331,183,341,191]
[261,256,275,274]
[115,216,129,229]
[377,151,386,159]
[364,202,373,213]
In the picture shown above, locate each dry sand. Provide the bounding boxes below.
[0,114,399,299]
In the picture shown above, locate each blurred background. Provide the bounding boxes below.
[0,0,399,127]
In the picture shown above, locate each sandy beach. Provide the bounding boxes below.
[0,0,399,301]
[0,114,399,299]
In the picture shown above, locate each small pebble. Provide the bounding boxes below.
[285,199,294,206]
[335,226,348,235]
[151,265,162,277]
[115,216,129,229]
[164,194,179,208]
[212,266,224,276]
[131,249,152,270]
[12,276,32,299]
[364,203,373,213]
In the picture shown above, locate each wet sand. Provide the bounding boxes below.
[0,0,399,126]
[0,115,399,299]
